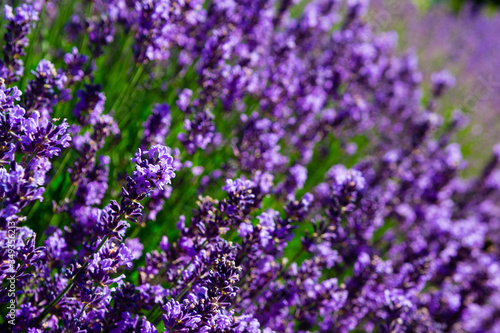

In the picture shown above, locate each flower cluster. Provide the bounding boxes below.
[0,80,70,228]
[370,0,500,171]
[1,0,500,332]
[0,4,39,84]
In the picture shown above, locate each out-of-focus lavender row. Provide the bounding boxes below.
[369,0,500,171]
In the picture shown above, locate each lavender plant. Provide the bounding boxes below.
[1,0,500,332]
[370,0,500,173]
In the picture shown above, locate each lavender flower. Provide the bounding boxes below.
[63,47,90,84]
[0,4,39,84]
[23,59,70,120]
[178,109,217,154]
[0,80,71,227]
[142,103,171,147]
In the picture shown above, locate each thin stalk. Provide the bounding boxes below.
[75,285,97,324]
[111,64,145,114]
[127,223,143,240]
[49,184,76,229]
[151,307,164,327]
[78,3,94,53]
[20,5,44,90]
[174,271,206,302]
[23,148,39,168]
[27,149,73,221]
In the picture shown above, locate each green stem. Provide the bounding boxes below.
[127,224,142,240]
[23,148,39,168]
[50,149,73,185]
[111,64,145,114]
[75,284,96,324]
[20,5,44,90]
[79,3,94,53]
[151,307,164,327]
[46,184,76,230]
[27,150,72,221]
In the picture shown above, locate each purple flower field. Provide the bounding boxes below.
[1,0,500,332]
[370,0,500,173]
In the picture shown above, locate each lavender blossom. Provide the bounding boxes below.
[0,4,39,84]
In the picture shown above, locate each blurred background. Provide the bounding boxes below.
[368,0,500,175]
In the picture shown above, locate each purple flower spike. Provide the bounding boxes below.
[0,4,40,84]
[142,103,172,147]
[131,145,176,195]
